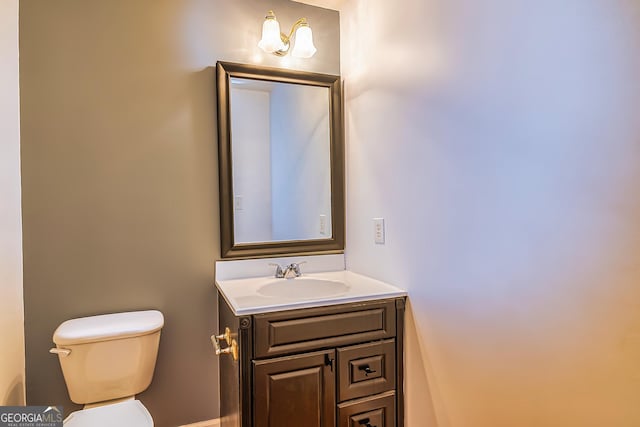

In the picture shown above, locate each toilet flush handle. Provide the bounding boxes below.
[49,347,71,357]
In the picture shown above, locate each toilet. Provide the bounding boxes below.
[50,310,164,426]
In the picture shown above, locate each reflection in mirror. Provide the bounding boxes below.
[230,78,332,244]
[217,61,344,259]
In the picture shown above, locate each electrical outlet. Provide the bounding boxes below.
[319,214,327,235]
[373,218,385,244]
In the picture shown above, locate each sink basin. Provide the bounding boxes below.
[257,278,350,300]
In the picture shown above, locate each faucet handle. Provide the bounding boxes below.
[268,263,285,278]
[289,261,307,276]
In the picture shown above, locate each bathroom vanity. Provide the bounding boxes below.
[213,62,405,426]
[215,267,406,427]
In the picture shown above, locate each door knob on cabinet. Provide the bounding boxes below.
[358,418,375,427]
[215,327,232,346]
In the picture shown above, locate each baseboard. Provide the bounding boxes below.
[179,419,220,427]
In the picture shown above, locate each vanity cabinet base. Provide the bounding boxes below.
[217,295,405,427]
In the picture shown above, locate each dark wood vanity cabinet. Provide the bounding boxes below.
[218,295,406,427]
[254,350,336,427]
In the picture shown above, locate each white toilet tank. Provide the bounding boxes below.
[52,310,164,405]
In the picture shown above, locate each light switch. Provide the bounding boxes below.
[373,218,385,244]
[234,195,244,211]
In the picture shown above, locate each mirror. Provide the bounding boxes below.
[216,62,344,259]
[230,78,332,244]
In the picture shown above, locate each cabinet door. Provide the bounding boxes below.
[254,349,336,427]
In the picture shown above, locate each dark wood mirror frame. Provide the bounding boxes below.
[216,61,345,259]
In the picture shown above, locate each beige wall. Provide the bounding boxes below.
[341,0,640,426]
[0,0,26,407]
[19,1,339,426]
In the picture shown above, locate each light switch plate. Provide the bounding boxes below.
[373,218,385,244]
[234,195,243,211]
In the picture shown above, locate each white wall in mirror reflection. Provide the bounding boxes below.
[230,86,273,243]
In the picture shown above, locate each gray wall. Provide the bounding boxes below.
[19,1,339,426]
[271,83,332,241]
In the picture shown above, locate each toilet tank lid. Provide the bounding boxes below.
[53,310,164,345]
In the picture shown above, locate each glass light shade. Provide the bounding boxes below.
[258,17,285,53]
[291,25,317,58]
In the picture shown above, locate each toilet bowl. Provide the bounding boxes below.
[63,399,153,427]
[51,310,164,426]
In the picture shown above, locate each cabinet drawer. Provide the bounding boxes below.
[337,339,396,402]
[338,391,396,427]
[254,300,396,358]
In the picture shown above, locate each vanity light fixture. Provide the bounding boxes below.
[258,10,317,59]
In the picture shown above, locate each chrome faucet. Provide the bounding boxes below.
[268,263,285,278]
[269,262,306,279]
[283,262,305,279]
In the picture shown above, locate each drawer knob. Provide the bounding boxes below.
[358,364,377,376]
[358,418,375,427]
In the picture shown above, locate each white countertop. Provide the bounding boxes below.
[215,270,407,315]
